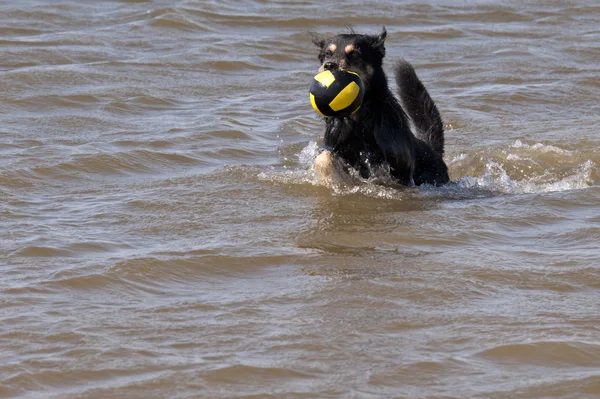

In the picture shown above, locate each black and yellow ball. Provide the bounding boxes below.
[309,69,364,118]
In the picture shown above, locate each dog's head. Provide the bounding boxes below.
[309,27,387,89]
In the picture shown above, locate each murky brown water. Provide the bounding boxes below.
[1,1,600,398]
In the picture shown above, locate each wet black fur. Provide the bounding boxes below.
[310,28,449,186]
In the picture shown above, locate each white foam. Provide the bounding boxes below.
[259,142,595,199]
[455,160,594,194]
[449,153,467,164]
[511,139,572,155]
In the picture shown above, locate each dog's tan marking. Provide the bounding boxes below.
[327,43,337,53]
[344,44,355,54]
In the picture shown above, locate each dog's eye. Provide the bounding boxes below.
[347,50,359,59]
[324,50,333,57]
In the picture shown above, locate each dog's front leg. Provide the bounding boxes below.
[314,150,347,184]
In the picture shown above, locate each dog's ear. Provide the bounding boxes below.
[377,26,387,46]
[361,26,387,59]
[371,26,387,58]
[308,31,326,49]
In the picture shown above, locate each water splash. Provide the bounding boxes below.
[511,139,573,155]
[455,160,594,194]
[259,140,597,199]
[451,140,596,195]
[297,141,320,168]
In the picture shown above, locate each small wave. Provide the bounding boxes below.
[474,340,600,367]
[204,60,271,72]
[11,150,202,183]
[145,7,211,32]
[7,94,102,110]
[12,246,74,258]
[201,364,315,382]
[103,95,185,114]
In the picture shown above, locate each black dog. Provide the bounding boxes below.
[310,27,449,186]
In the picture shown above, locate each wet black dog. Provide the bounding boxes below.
[310,27,449,186]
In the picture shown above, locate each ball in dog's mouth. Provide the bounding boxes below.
[309,69,364,118]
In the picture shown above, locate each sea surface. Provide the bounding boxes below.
[1,1,599,398]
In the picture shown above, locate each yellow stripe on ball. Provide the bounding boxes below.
[314,70,336,88]
[310,93,325,116]
[329,81,360,112]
